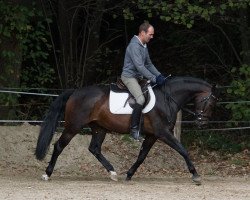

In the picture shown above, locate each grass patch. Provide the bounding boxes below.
[182,131,250,154]
[230,159,249,166]
[121,134,141,149]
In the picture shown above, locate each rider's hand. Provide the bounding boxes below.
[156,74,166,86]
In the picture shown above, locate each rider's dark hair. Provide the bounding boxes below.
[139,22,153,33]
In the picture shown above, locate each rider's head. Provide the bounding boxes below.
[138,22,154,44]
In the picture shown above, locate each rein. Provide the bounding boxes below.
[162,84,179,124]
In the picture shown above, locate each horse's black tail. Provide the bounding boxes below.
[35,89,74,160]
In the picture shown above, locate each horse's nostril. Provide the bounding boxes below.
[195,119,209,128]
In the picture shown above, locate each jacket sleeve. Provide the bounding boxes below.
[129,44,158,83]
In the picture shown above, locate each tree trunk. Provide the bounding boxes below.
[239,7,250,65]
[0,0,22,120]
[0,41,21,121]
[83,0,104,85]
[57,0,80,88]
[56,0,105,88]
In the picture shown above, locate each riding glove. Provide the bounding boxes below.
[156,74,166,86]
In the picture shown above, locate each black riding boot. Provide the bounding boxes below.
[130,103,143,141]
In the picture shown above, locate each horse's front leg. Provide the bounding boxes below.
[158,128,201,185]
[88,125,116,181]
[126,135,157,180]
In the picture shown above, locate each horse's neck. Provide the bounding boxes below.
[155,78,210,124]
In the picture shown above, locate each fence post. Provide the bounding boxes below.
[174,110,182,142]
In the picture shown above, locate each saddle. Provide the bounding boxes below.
[110,78,150,108]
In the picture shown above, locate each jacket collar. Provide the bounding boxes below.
[132,35,147,48]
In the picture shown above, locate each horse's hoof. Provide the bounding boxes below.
[110,171,118,181]
[192,175,202,185]
[41,174,49,181]
[125,176,131,181]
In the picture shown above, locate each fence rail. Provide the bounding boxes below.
[0,89,249,104]
[0,89,249,138]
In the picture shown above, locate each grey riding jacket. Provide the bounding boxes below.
[121,36,161,83]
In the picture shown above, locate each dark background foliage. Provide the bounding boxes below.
[0,0,249,152]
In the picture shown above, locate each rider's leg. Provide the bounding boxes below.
[121,76,145,140]
[130,103,143,140]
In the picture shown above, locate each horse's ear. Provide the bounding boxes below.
[211,83,220,97]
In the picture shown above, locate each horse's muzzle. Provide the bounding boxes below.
[195,118,209,128]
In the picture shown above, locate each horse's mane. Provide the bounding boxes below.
[167,76,211,88]
[156,76,212,95]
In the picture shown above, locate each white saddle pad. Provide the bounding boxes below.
[109,85,156,114]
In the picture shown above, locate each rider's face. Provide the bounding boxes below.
[141,26,154,44]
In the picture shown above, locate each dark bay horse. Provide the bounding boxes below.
[35,76,219,184]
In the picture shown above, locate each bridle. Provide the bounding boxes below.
[161,81,218,125]
[182,92,218,121]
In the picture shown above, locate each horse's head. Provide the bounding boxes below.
[194,84,219,127]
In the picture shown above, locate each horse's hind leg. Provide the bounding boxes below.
[88,125,117,181]
[42,127,78,180]
[126,135,157,180]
